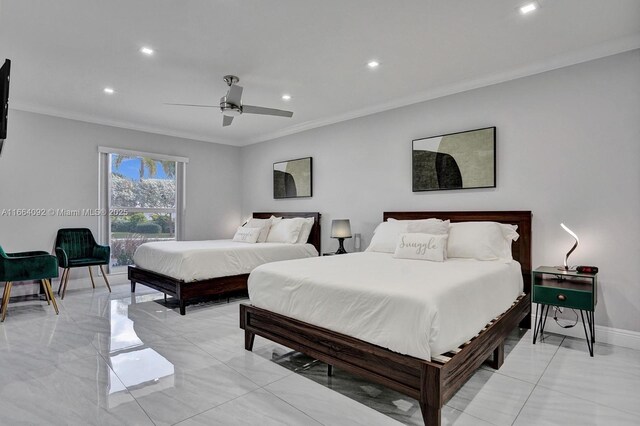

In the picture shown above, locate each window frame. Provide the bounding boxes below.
[98,147,188,274]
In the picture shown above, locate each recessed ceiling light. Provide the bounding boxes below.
[519,2,538,15]
[281,94,291,101]
[103,87,115,94]
[140,46,154,56]
[367,60,380,69]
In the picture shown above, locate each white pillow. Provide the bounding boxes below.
[266,218,304,244]
[387,218,449,234]
[447,222,519,260]
[232,226,261,243]
[367,218,449,253]
[270,215,283,226]
[394,233,448,262]
[406,219,450,234]
[499,223,519,259]
[244,218,272,243]
[295,217,315,244]
[365,221,409,253]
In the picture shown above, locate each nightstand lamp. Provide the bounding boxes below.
[559,223,579,271]
[331,219,352,254]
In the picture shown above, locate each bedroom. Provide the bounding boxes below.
[0,1,639,425]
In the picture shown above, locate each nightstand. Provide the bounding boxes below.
[532,266,598,356]
[322,252,347,256]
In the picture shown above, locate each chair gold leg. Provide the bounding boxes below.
[1,282,8,315]
[41,280,51,305]
[61,269,71,300]
[58,268,68,295]
[44,279,59,315]
[1,282,13,322]
[99,265,112,293]
[88,267,96,289]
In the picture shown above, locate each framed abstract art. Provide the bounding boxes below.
[412,127,496,192]
[273,157,312,199]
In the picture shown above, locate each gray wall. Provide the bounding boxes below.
[0,110,242,253]
[241,50,640,332]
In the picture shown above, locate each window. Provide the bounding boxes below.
[98,148,187,274]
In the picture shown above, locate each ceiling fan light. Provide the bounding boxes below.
[140,46,154,56]
[519,2,538,15]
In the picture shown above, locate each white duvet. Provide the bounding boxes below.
[133,240,318,282]
[248,252,523,361]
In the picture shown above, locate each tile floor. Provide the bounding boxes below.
[1,275,638,426]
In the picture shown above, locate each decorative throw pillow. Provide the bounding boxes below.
[295,217,315,244]
[394,233,448,262]
[266,218,304,244]
[244,218,272,243]
[232,226,261,243]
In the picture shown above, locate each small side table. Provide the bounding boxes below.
[532,266,597,356]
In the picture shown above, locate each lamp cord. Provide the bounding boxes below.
[553,306,578,328]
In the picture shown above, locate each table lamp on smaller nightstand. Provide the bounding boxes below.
[331,219,352,254]
[559,222,579,271]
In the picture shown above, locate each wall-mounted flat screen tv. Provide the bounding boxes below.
[0,59,11,156]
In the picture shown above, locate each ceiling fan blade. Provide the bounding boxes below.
[222,115,234,127]
[242,105,293,118]
[164,103,218,108]
[225,84,243,106]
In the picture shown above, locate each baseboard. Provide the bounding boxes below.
[532,313,640,351]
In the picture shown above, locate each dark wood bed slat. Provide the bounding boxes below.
[128,212,321,315]
[240,210,532,425]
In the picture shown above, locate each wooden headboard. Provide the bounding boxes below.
[253,212,321,254]
[383,211,532,293]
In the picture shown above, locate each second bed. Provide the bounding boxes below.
[128,212,321,314]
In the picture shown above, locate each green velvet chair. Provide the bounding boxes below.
[55,228,112,299]
[0,245,59,322]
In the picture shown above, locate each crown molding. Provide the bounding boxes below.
[9,102,239,147]
[245,35,640,145]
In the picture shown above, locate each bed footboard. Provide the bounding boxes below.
[128,266,248,315]
[240,293,530,426]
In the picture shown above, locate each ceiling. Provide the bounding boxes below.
[1,0,639,146]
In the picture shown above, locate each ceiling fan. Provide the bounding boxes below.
[165,75,294,127]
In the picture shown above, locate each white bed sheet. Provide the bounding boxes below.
[248,252,523,361]
[133,240,318,282]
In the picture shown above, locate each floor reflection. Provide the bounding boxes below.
[106,298,174,397]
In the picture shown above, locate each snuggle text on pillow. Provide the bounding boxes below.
[399,236,438,255]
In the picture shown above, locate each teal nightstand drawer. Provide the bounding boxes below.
[534,286,593,310]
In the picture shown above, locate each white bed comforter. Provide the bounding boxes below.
[133,240,318,282]
[248,252,523,361]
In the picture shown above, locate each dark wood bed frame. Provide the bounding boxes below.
[128,212,321,315]
[240,211,531,425]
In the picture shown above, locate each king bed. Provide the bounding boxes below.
[240,211,532,426]
[128,212,321,315]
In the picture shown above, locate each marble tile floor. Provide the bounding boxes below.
[0,275,639,425]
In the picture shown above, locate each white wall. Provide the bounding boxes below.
[0,110,242,252]
[241,50,640,332]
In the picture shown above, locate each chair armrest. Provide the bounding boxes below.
[6,250,50,258]
[55,247,69,268]
[93,244,110,263]
[0,253,59,281]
